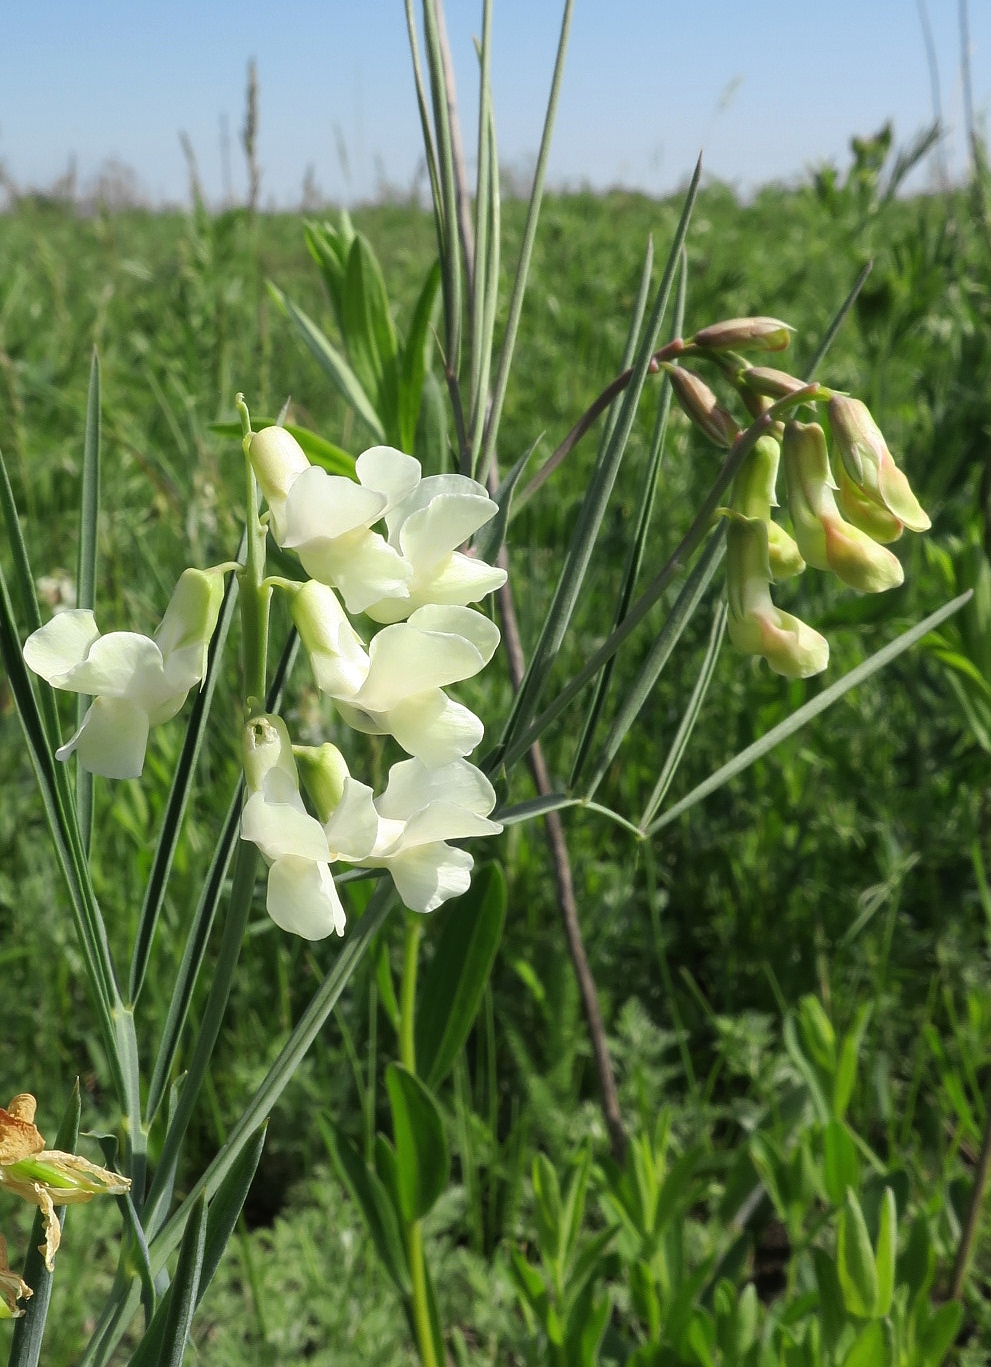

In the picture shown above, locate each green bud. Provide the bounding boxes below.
[155,565,227,689]
[294,743,350,823]
[827,395,930,533]
[740,366,830,402]
[246,426,311,542]
[242,713,297,795]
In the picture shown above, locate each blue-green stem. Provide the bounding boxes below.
[236,394,271,708]
[398,915,438,1367]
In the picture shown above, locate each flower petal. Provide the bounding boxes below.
[356,608,497,711]
[266,856,346,939]
[398,480,498,570]
[356,445,421,514]
[23,610,100,685]
[57,697,152,779]
[296,530,411,616]
[388,843,474,913]
[282,465,388,546]
[376,758,498,822]
[386,692,485,766]
[240,791,331,864]
[322,776,382,861]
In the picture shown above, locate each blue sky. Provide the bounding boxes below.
[0,2,988,207]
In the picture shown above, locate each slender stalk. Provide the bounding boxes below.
[399,915,422,1074]
[236,395,271,707]
[397,914,438,1367]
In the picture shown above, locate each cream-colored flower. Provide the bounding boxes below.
[0,1235,31,1319]
[0,1095,130,1272]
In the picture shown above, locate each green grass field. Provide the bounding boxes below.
[4,127,991,1363]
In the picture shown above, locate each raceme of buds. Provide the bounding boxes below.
[23,566,227,778]
[827,395,930,534]
[665,365,740,448]
[692,316,794,353]
[781,420,904,594]
[724,513,829,679]
[0,1094,130,1272]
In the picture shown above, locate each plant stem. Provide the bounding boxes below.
[400,915,422,1074]
[236,393,271,707]
[398,914,438,1367]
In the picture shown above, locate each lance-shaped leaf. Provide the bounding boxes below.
[385,1064,450,1223]
[415,863,507,1089]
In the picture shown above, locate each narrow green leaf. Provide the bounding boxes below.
[823,1121,860,1207]
[343,234,400,440]
[129,1194,207,1367]
[647,592,972,834]
[476,0,574,485]
[833,1003,872,1121]
[496,793,579,825]
[415,864,507,1089]
[321,1119,410,1294]
[471,437,540,567]
[813,1247,847,1356]
[874,1187,896,1318]
[640,601,727,829]
[399,261,441,452]
[303,219,351,328]
[267,282,385,441]
[584,526,725,798]
[9,1085,81,1367]
[129,556,240,1003]
[75,349,101,854]
[837,1188,878,1318]
[532,1153,563,1263]
[385,1063,450,1223]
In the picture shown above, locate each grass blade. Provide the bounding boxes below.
[268,283,385,441]
[640,600,728,829]
[476,0,574,485]
[584,524,726,799]
[646,592,971,835]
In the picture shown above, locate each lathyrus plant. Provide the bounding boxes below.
[253,2,973,1363]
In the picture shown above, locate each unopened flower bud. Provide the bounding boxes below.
[740,366,829,402]
[666,366,739,448]
[827,395,930,533]
[242,713,297,796]
[246,426,311,542]
[693,316,794,353]
[294,742,350,823]
[782,420,904,593]
[724,513,828,678]
[154,566,226,691]
[834,459,903,544]
[732,434,781,518]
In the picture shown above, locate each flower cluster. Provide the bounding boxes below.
[241,428,507,939]
[0,1092,130,1308]
[669,319,931,678]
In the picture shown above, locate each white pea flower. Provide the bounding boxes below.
[240,714,351,940]
[291,581,500,766]
[363,472,508,624]
[298,747,502,914]
[247,430,506,620]
[247,430,418,615]
[23,567,226,779]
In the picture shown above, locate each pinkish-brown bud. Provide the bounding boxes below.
[693,316,794,353]
[665,366,740,449]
